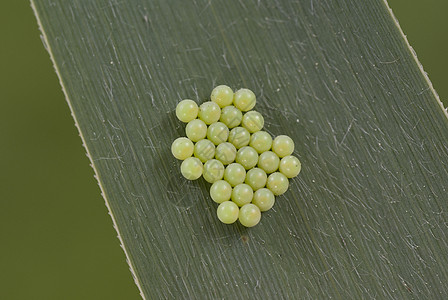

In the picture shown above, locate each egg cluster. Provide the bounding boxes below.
[171,85,301,227]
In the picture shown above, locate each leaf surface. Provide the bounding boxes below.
[32,0,448,298]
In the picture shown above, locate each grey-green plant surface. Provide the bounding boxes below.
[32,0,448,298]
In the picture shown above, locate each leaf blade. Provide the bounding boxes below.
[32,0,448,298]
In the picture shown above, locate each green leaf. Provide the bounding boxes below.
[32,0,448,298]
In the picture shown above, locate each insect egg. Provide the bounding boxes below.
[173,86,302,228]
[228,127,251,149]
[186,119,207,142]
[210,180,232,203]
[266,172,289,196]
[194,139,215,162]
[215,142,237,165]
[236,146,259,170]
[176,99,199,123]
[238,203,261,227]
[279,155,301,178]
[250,131,273,154]
[231,183,254,207]
[224,163,246,187]
[203,159,225,183]
[233,88,256,112]
[257,151,280,174]
[220,105,243,128]
[217,201,239,224]
[171,137,194,160]
[245,167,267,191]
[211,85,234,108]
[242,111,264,133]
[252,188,275,212]
[198,101,221,125]
[207,122,229,145]
[272,135,294,158]
[180,157,203,180]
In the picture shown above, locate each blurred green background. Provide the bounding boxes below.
[0,1,446,299]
